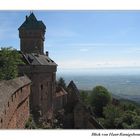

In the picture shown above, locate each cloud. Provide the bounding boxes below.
[125,47,140,54]
[48,28,78,38]
[57,59,140,69]
[119,27,136,36]
[56,42,138,49]
[46,42,139,53]
[79,48,89,52]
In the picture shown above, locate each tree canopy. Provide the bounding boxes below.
[90,85,112,117]
[80,90,90,105]
[0,47,24,80]
[57,77,66,89]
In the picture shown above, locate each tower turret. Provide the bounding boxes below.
[18,13,46,54]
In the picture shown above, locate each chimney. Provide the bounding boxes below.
[46,51,49,56]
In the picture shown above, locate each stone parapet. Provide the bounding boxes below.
[0,76,31,129]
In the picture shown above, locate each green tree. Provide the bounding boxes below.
[90,85,111,117]
[120,102,136,112]
[57,77,66,89]
[131,115,140,129]
[0,47,23,80]
[102,105,123,128]
[102,105,140,129]
[80,91,90,105]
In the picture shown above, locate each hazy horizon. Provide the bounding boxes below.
[57,67,140,76]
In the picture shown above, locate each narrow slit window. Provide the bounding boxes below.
[41,84,43,90]
[11,96,13,102]
[21,88,22,93]
[1,118,2,123]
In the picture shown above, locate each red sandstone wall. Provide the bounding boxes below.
[29,72,56,121]
[19,65,57,121]
[54,95,67,111]
[20,30,44,54]
[0,84,30,129]
[16,98,29,128]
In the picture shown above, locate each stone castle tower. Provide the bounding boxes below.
[18,13,57,121]
[19,13,46,54]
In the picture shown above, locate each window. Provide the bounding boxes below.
[11,96,13,102]
[41,84,43,90]
[8,102,9,107]
[0,119,2,123]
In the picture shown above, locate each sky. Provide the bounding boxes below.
[1,11,140,75]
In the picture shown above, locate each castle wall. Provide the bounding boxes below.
[19,65,56,120]
[73,102,103,129]
[63,81,103,129]
[31,72,55,120]
[54,88,68,111]
[0,76,31,129]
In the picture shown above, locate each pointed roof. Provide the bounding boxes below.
[18,12,46,30]
[28,12,37,21]
[67,80,80,100]
[67,81,80,95]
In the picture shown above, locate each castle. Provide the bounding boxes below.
[18,13,57,122]
[0,13,103,129]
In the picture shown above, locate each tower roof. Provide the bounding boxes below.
[20,52,57,66]
[18,12,46,30]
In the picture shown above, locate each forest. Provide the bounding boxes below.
[80,85,140,129]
